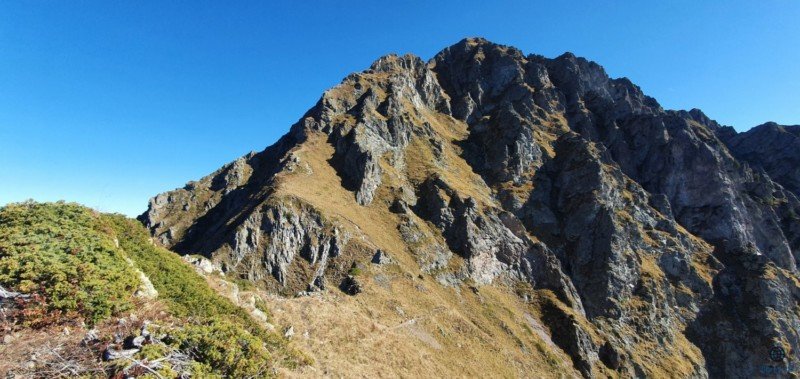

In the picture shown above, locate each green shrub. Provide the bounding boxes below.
[166,316,275,378]
[0,201,139,326]
[103,216,278,339]
[348,263,363,276]
[0,201,307,375]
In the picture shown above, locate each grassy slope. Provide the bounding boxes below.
[267,132,582,377]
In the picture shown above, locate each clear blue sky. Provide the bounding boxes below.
[1,1,798,216]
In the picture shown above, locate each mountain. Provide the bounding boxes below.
[140,38,799,377]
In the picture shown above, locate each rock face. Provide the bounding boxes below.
[721,122,800,197]
[141,38,800,377]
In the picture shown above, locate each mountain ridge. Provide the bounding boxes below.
[141,37,800,377]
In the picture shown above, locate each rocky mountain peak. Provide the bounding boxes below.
[141,38,799,377]
[722,120,800,200]
[369,53,425,73]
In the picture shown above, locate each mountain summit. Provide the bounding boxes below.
[141,38,800,377]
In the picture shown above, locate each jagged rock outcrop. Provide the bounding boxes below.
[722,122,800,197]
[142,38,800,377]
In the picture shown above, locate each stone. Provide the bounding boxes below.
[123,335,146,349]
[371,249,392,265]
[340,275,362,296]
[182,255,222,275]
[599,341,623,370]
[133,269,158,299]
[283,326,294,339]
[389,198,410,214]
[103,347,139,361]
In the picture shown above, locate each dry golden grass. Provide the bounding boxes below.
[272,133,416,271]
[638,254,666,281]
[628,331,705,378]
[690,249,718,286]
[412,111,497,206]
[261,275,580,378]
